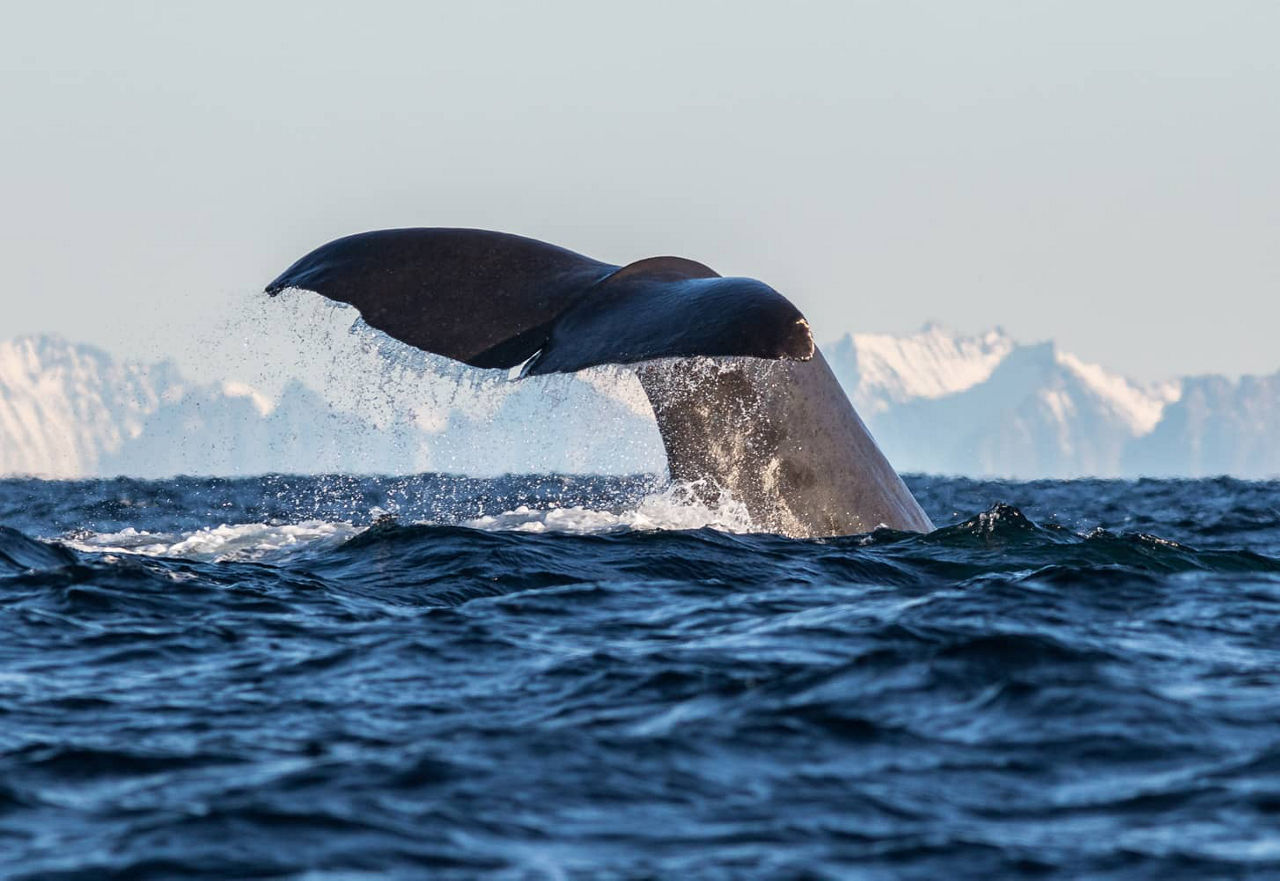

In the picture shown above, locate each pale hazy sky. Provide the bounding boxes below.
[3,1,1276,382]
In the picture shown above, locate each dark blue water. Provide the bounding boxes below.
[2,475,1280,879]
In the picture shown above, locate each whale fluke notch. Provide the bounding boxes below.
[266,227,933,537]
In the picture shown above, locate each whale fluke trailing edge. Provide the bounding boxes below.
[267,228,933,537]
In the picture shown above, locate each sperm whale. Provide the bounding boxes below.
[267,228,932,537]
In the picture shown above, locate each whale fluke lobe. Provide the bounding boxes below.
[266,228,615,368]
[267,227,932,537]
[523,269,814,376]
[265,228,810,371]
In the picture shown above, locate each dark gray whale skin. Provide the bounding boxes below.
[637,355,932,536]
[267,228,932,537]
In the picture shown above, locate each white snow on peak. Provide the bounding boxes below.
[220,381,276,417]
[832,322,1016,410]
[1054,351,1181,436]
[819,323,1247,477]
[827,323,1181,440]
[0,335,184,477]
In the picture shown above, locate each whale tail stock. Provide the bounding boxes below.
[267,228,932,537]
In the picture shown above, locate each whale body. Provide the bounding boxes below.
[267,228,932,537]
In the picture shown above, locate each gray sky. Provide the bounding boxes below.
[3,1,1276,382]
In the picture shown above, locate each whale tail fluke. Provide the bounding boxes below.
[266,227,813,375]
[267,227,932,537]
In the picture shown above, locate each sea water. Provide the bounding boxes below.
[2,474,1279,879]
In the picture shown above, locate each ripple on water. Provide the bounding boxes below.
[1,474,1280,879]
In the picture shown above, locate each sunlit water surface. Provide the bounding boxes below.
[2,474,1279,879]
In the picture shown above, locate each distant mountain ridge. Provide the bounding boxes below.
[831,324,1280,478]
[0,335,662,479]
[0,336,184,478]
[2,330,1277,479]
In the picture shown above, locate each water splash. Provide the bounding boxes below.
[66,520,361,563]
[60,478,757,561]
[463,479,756,535]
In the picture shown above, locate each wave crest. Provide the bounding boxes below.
[59,480,758,562]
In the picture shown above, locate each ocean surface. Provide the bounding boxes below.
[2,474,1279,879]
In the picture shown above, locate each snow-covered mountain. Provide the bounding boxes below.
[0,336,184,477]
[0,335,664,479]
[1123,373,1280,478]
[1,327,1277,479]
[825,322,1018,414]
[824,324,1279,478]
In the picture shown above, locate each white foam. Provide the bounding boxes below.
[1056,351,1181,436]
[463,481,757,535]
[64,483,759,561]
[67,520,361,563]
